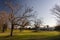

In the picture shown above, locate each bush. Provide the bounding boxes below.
[55,25,60,31]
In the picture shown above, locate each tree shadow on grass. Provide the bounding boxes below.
[0,35,60,40]
[49,35,60,40]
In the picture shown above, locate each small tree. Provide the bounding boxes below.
[0,11,8,32]
[2,23,7,32]
[46,25,49,31]
[19,18,30,32]
[33,19,43,32]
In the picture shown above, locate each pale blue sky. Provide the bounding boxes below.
[0,0,60,27]
[18,0,59,26]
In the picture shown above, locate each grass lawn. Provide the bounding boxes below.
[0,30,60,40]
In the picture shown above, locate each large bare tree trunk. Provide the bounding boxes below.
[10,23,14,36]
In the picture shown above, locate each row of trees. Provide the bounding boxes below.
[0,2,43,36]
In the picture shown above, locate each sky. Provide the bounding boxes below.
[18,0,60,27]
[0,0,60,27]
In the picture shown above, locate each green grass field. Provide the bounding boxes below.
[0,30,60,40]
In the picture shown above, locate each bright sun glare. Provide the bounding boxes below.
[44,19,56,27]
[44,21,56,27]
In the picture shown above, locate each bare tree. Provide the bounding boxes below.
[33,19,43,32]
[51,5,60,22]
[51,5,60,31]
[4,2,34,36]
[19,18,30,32]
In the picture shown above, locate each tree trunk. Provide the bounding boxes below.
[2,24,7,33]
[10,24,14,36]
[2,26,5,32]
[19,26,24,32]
